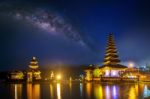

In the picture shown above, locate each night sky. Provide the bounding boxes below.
[0,0,150,70]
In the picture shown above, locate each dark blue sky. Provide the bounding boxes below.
[0,0,150,70]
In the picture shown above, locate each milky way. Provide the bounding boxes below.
[0,2,100,70]
[0,3,86,46]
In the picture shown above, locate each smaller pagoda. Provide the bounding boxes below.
[84,64,95,81]
[27,57,41,82]
[100,33,127,77]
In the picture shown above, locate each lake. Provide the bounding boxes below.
[0,82,150,99]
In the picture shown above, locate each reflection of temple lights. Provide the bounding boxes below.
[128,86,136,99]
[80,83,83,97]
[34,84,40,99]
[50,84,54,99]
[86,83,92,99]
[105,86,110,99]
[94,85,103,99]
[57,83,61,99]
[144,85,150,98]
[27,84,32,99]
[15,85,17,99]
[99,85,103,99]
[113,86,117,99]
[14,84,22,99]
[27,84,40,99]
[69,82,72,95]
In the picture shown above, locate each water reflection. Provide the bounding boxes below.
[80,83,83,97]
[11,84,22,99]
[93,83,144,99]
[5,83,150,99]
[69,82,72,96]
[86,82,92,99]
[50,84,54,99]
[105,86,111,99]
[57,83,61,99]
[112,86,117,99]
[128,86,136,99]
[144,85,150,98]
[27,84,40,99]
[94,84,103,99]
[128,84,139,99]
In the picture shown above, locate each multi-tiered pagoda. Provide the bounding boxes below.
[27,57,41,82]
[84,33,127,81]
[100,33,127,77]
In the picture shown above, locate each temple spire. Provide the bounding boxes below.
[29,57,39,70]
[27,57,41,82]
[103,33,120,66]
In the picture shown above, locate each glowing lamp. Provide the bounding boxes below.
[128,62,134,68]
[57,75,61,80]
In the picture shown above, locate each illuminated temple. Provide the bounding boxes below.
[100,33,127,77]
[85,33,128,81]
[27,57,41,82]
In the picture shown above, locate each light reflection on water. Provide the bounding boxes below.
[69,82,72,96]
[112,86,117,99]
[128,85,137,99]
[80,83,83,97]
[86,82,92,99]
[93,83,103,99]
[27,84,40,99]
[14,84,22,99]
[57,83,61,99]
[144,85,150,98]
[49,84,54,99]
[105,86,110,99]
[3,82,150,99]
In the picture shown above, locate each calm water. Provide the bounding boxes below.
[0,82,150,99]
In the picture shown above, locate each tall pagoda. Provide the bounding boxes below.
[27,57,41,82]
[100,33,127,77]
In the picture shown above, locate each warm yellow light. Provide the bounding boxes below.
[128,62,134,68]
[57,83,61,99]
[105,70,109,76]
[57,75,61,80]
